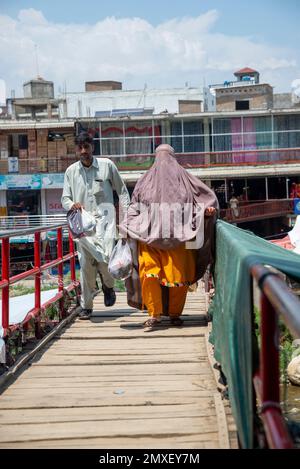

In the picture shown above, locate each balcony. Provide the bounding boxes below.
[0,147,299,175]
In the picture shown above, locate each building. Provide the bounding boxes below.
[0,73,299,238]
[58,81,216,118]
[0,107,299,221]
[210,67,274,112]
[7,77,66,120]
[0,119,75,217]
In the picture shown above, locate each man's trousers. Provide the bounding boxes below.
[77,244,115,310]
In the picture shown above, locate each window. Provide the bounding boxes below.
[236,100,249,111]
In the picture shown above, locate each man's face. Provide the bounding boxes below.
[77,142,93,167]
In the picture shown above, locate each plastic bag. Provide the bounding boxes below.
[81,208,97,234]
[67,208,96,239]
[108,239,133,280]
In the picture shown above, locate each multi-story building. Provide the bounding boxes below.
[7,77,66,120]
[0,71,299,238]
[58,80,216,118]
[210,67,274,111]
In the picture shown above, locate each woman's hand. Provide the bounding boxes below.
[204,207,216,217]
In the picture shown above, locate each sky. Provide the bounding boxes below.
[0,0,299,100]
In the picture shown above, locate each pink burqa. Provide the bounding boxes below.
[119,144,219,309]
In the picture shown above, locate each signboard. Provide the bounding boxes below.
[0,174,64,190]
[6,174,41,190]
[9,234,35,244]
[294,198,300,215]
[8,157,18,173]
[41,173,64,189]
[45,189,63,214]
[0,176,7,190]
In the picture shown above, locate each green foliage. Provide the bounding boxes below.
[114,279,126,292]
[254,305,295,377]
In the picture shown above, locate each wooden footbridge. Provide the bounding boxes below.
[0,287,237,449]
[1,221,300,449]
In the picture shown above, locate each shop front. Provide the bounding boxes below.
[7,189,41,216]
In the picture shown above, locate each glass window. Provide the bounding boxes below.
[183,121,204,152]
[100,123,124,156]
[170,122,183,153]
[274,114,300,131]
[273,131,300,149]
[124,121,153,155]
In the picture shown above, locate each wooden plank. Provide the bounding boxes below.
[32,354,208,366]
[0,403,216,424]
[0,416,218,443]
[0,433,220,449]
[4,380,216,396]
[11,362,207,378]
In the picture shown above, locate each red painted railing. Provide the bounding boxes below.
[251,264,300,449]
[220,199,294,223]
[0,224,80,340]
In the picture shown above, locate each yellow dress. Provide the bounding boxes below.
[138,242,196,319]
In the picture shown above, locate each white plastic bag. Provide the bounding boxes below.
[81,208,97,235]
[108,239,133,280]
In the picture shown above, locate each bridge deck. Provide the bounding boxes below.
[0,287,237,449]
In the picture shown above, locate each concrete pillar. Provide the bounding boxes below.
[265,177,269,200]
[47,103,52,119]
[203,117,210,165]
[41,189,47,215]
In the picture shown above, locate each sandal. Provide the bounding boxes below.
[170,317,184,327]
[143,317,161,331]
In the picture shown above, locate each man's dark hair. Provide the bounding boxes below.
[75,131,93,146]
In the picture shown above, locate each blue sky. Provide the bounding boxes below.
[1,0,299,46]
[0,1,299,97]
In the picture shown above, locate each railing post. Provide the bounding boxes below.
[260,293,279,404]
[1,237,10,330]
[34,232,42,339]
[57,228,65,318]
[69,231,76,283]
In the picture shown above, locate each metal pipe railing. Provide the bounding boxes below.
[251,264,300,449]
[220,199,294,223]
[0,223,80,342]
[0,215,67,230]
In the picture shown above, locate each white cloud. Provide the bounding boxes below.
[0,8,298,96]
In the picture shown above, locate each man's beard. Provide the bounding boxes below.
[80,154,92,166]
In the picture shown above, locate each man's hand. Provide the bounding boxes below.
[204,207,216,217]
[71,203,83,211]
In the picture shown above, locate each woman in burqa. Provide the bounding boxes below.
[119,144,218,331]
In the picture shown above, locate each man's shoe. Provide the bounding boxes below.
[78,308,92,320]
[102,286,116,307]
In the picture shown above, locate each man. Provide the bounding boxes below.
[62,131,130,319]
[229,193,239,219]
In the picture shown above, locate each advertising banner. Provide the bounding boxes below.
[6,174,41,190]
[41,173,64,189]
